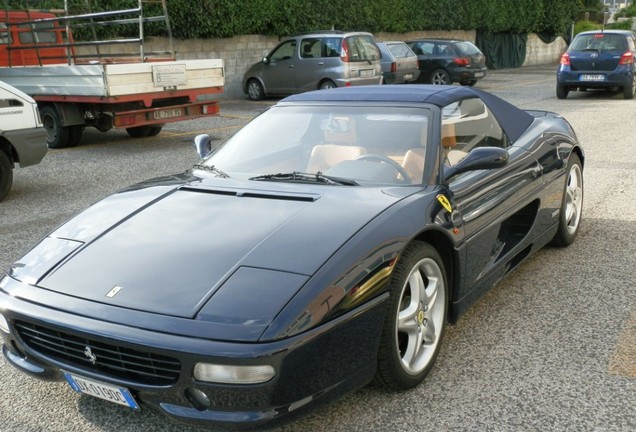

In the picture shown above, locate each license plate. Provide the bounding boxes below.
[474,72,485,77]
[63,372,140,410]
[154,108,182,120]
[359,69,374,78]
[580,74,605,81]
[404,73,413,80]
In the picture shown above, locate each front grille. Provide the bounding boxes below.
[15,321,181,385]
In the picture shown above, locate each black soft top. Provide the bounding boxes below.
[282,84,535,144]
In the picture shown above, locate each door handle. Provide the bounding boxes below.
[288,65,294,69]
[318,62,324,65]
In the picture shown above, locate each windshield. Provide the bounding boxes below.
[200,105,431,185]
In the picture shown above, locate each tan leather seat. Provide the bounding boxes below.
[306,144,367,173]
[307,117,366,172]
[402,148,425,183]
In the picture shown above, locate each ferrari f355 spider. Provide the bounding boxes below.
[0,85,583,429]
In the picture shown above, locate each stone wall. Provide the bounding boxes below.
[99,30,567,100]
[523,34,567,66]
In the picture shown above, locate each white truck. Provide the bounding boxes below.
[0,2,224,148]
[0,79,47,201]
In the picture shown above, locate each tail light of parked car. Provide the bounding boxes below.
[619,51,634,65]
[560,52,571,66]
[453,57,470,66]
[341,39,350,62]
[390,62,397,73]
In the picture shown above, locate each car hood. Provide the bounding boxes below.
[10,175,412,320]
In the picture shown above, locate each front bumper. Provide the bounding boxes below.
[3,127,48,167]
[0,276,386,429]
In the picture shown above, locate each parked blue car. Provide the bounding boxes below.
[557,30,636,99]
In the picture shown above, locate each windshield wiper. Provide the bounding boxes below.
[192,164,229,178]
[250,171,358,186]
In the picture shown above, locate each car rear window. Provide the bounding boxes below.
[345,35,380,62]
[454,41,481,55]
[17,22,58,44]
[570,33,628,52]
[387,43,414,58]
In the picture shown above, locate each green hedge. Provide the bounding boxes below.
[5,0,582,38]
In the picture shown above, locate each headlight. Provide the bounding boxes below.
[0,313,9,334]
[193,363,275,384]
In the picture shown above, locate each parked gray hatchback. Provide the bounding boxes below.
[376,41,420,84]
[242,31,382,100]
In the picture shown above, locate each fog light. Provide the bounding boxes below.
[194,363,275,384]
[184,387,210,411]
[0,313,9,334]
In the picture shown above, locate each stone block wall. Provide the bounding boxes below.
[523,34,567,66]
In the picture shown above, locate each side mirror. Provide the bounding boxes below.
[443,147,509,182]
[262,56,269,64]
[193,134,212,159]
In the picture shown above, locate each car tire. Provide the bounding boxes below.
[319,80,336,90]
[0,149,13,202]
[623,75,635,100]
[550,153,583,247]
[430,69,450,85]
[556,83,569,100]
[460,80,477,87]
[39,105,70,149]
[374,241,448,390]
[247,79,265,101]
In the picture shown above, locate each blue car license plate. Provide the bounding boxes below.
[63,372,140,410]
[580,74,605,81]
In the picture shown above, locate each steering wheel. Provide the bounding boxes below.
[356,154,412,184]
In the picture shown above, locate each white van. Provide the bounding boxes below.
[0,80,47,201]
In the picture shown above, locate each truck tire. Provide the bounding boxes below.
[126,126,154,138]
[68,125,85,147]
[40,105,70,149]
[148,124,164,136]
[0,150,13,202]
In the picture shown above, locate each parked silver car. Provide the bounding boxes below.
[376,41,420,84]
[242,31,382,100]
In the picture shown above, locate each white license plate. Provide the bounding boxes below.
[580,74,605,81]
[64,372,140,410]
[154,108,182,120]
[404,73,413,80]
[474,72,485,77]
[359,69,374,77]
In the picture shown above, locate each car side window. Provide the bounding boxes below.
[436,43,452,56]
[301,38,322,58]
[410,42,434,55]
[323,38,341,57]
[441,98,508,166]
[269,40,297,62]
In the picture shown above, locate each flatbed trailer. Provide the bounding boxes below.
[0,1,225,148]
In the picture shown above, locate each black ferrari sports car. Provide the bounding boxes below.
[0,85,583,429]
